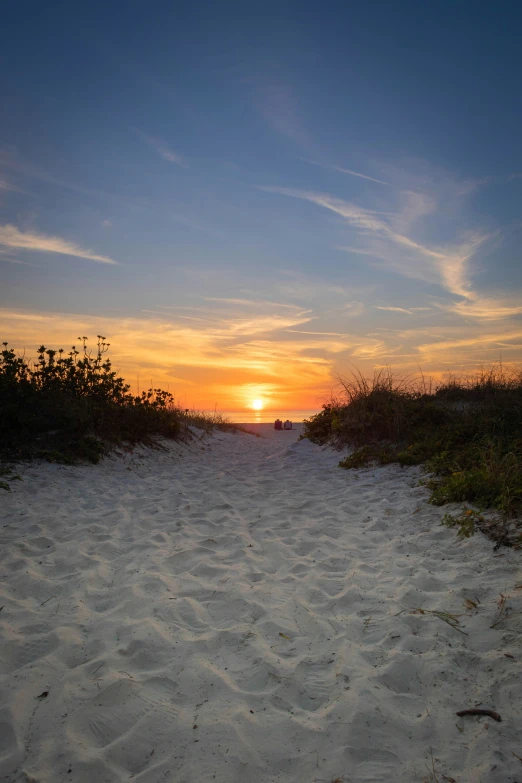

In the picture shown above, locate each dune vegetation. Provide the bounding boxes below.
[304,366,522,543]
[0,336,238,471]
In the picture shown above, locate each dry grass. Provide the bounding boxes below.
[304,364,522,527]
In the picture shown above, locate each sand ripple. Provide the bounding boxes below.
[1,426,521,782]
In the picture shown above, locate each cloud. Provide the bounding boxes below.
[285,329,351,337]
[174,314,222,324]
[171,214,225,239]
[337,245,380,256]
[144,303,315,339]
[416,328,522,357]
[303,159,390,186]
[344,301,366,317]
[0,147,128,205]
[264,169,522,333]
[0,225,118,264]
[133,128,187,167]
[252,80,314,151]
[0,308,339,410]
[436,296,522,321]
[210,313,315,338]
[331,166,390,186]
[200,296,304,310]
[260,186,391,233]
[0,252,33,266]
[375,306,413,315]
[350,338,402,359]
[260,181,499,318]
[0,179,22,192]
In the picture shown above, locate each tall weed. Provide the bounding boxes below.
[304,366,522,516]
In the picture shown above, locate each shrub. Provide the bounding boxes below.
[305,365,522,517]
[0,336,235,464]
[303,403,340,443]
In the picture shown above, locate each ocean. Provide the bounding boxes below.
[213,409,320,424]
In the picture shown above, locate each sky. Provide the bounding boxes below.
[2,1,522,412]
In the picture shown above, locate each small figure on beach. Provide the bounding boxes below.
[274,419,283,430]
[283,420,292,430]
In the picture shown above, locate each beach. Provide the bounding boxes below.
[0,425,521,783]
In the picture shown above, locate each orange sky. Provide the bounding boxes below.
[1,308,334,411]
[3,302,522,414]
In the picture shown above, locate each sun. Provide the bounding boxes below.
[251,399,264,410]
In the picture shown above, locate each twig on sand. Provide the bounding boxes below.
[426,746,439,782]
[456,708,502,722]
[425,749,457,783]
[90,663,104,679]
[490,593,520,629]
[396,607,467,635]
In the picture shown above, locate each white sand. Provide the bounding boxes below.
[1,425,521,783]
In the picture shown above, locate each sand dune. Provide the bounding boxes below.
[0,425,521,782]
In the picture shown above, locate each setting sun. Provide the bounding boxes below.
[251,399,264,410]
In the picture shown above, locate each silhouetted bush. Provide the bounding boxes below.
[0,336,235,465]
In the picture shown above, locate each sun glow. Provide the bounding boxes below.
[251,399,264,410]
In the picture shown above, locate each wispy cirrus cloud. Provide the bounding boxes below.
[261,166,522,331]
[436,296,522,321]
[200,296,305,310]
[144,302,315,339]
[0,251,33,266]
[0,178,23,193]
[333,166,390,186]
[133,128,187,167]
[285,329,350,336]
[303,158,391,186]
[375,306,413,315]
[0,147,127,204]
[0,225,118,264]
[416,327,522,358]
[260,186,392,233]
[260,180,506,322]
[252,79,314,151]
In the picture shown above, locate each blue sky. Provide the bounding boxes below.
[2,1,522,410]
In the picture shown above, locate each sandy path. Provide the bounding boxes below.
[0,426,521,783]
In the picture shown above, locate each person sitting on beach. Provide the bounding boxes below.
[283,420,292,430]
[274,419,283,430]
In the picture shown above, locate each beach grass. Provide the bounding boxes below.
[303,366,522,525]
[0,336,238,468]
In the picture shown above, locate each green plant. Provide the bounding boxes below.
[0,336,241,464]
[339,443,398,469]
[0,464,22,491]
[441,510,484,539]
[304,364,522,522]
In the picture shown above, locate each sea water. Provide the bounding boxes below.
[212,409,320,424]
